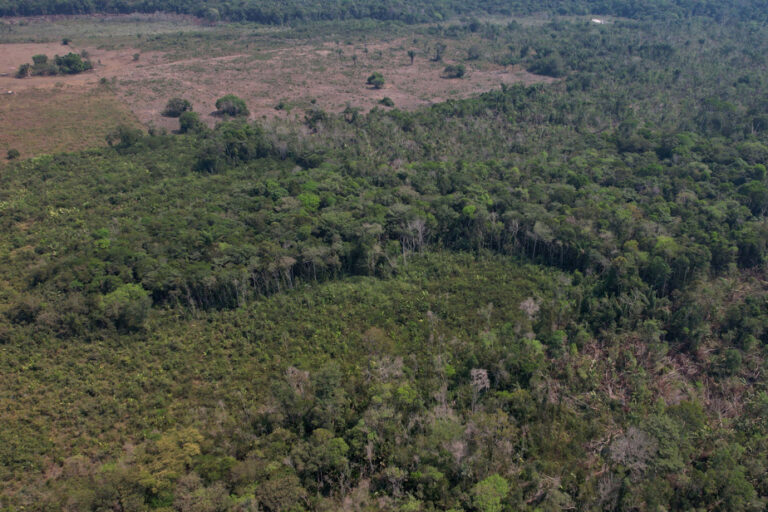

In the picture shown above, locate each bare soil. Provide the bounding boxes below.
[0,21,555,157]
[111,37,555,130]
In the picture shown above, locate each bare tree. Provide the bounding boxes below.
[470,368,490,412]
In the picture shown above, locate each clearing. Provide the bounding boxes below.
[0,15,556,157]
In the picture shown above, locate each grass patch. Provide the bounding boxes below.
[0,86,142,161]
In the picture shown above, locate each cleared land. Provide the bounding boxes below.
[0,15,555,156]
[0,40,144,161]
[117,37,555,130]
[0,87,141,161]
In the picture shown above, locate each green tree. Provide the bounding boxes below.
[106,124,144,149]
[162,97,193,117]
[54,52,88,74]
[443,64,466,78]
[101,283,152,331]
[215,94,249,117]
[472,474,509,512]
[203,7,220,25]
[367,72,385,89]
[179,111,204,134]
[16,63,29,78]
[528,53,566,77]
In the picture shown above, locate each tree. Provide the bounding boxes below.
[407,50,416,64]
[54,52,93,74]
[101,283,152,331]
[179,111,204,134]
[16,63,29,78]
[106,124,143,149]
[472,474,509,512]
[203,7,220,25]
[367,72,385,89]
[162,97,193,117]
[528,53,566,77]
[432,43,447,62]
[215,94,249,117]
[442,64,466,78]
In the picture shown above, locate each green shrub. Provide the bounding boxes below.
[367,72,385,89]
[215,94,249,117]
[101,284,151,331]
[179,111,204,133]
[16,63,29,78]
[162,97,193,117]
[442,64,466,78]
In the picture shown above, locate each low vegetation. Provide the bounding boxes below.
[367,71,385,89]
[161,97,192,118]
[442,63,466,78]
[16,52,93,78]
[215,94,249,117]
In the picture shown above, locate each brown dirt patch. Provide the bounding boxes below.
[0,41,156,90]
[106,36,555,130]
[0,28,555,156]
[0,41,151,160]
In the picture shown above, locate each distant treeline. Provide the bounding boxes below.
[1,0,768,24]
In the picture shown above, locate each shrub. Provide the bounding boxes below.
[442,64,466,78]
[467,45,481,60]
[162,97,193,117]
[367,72,385,89]
[472,474,510,512]
[379,97,394,107]
[106,124,144,149]
[16,63,29,78]
[179,111,204,133]
[101,284,151,331]
[7,149,20,160]
[528,53,566,77]
[215,94,249,117]
[55,52,93,74]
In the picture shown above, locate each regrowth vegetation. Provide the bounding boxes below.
[2,3,768,512]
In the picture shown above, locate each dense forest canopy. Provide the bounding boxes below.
[2,0,768,24]
[2,2,768,511]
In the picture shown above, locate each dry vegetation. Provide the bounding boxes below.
[0,86,140,162]
[115,36,554,130]
[0,14,554,157]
